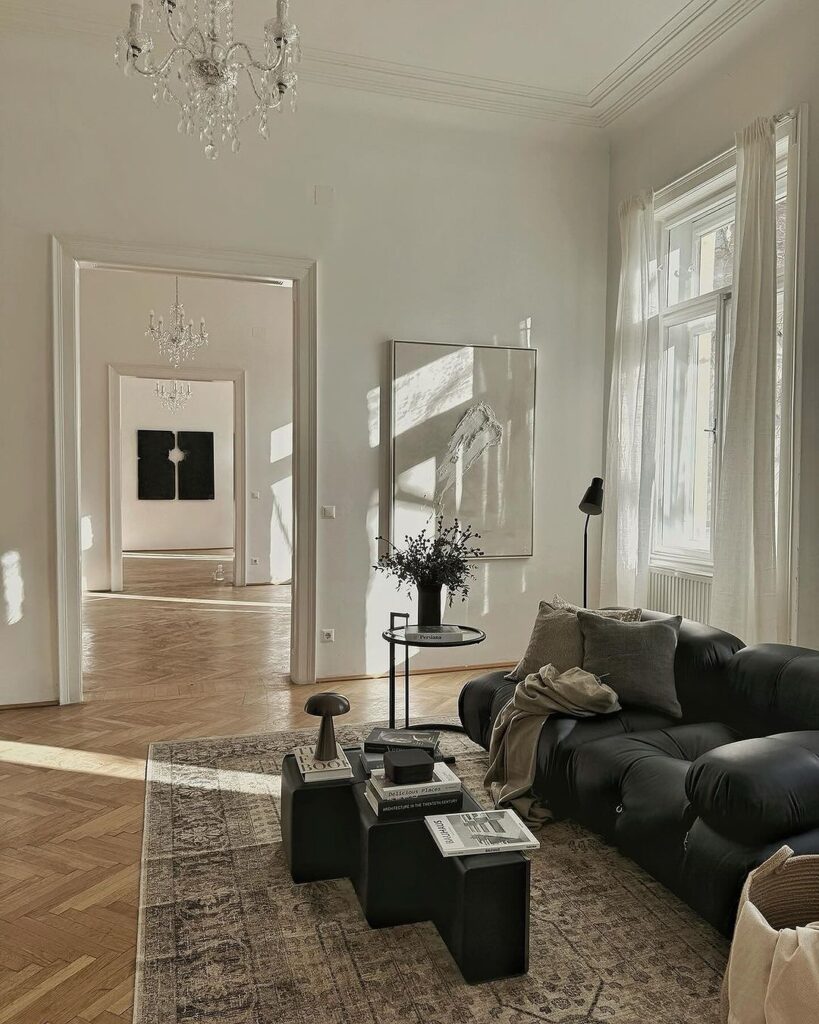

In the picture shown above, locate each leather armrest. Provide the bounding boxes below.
[686,731,819,845]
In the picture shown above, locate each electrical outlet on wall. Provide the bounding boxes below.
[251,557,260,565]
[320,629,335,643]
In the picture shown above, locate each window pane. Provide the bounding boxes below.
[666,201,734,306]
[659,313,718,556]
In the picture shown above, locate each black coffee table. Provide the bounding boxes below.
[280,748,530,984]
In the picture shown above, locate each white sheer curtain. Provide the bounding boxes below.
[600,192,659,608]
[711,116,783,644]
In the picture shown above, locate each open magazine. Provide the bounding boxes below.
[424,809,539,857]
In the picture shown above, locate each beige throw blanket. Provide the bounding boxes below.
[484,664,621,825]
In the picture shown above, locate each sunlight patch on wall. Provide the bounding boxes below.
[81,515,94,552]
[1,550,24,625]
[393,346,474,438]
[270,423,293,465]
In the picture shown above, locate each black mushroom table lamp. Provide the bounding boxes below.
[578,477,604,608]
[304,692,350,762]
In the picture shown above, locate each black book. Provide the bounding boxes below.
[364,783,463,821]
[363,727,440,755]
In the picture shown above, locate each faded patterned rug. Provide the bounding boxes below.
[135,724,727,1024]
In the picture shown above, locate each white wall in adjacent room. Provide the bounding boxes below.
[604,0,819,647]
[79,269,293,592]
[0,27,609,703]
[119,377,235,555]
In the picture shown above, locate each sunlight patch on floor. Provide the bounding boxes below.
[0,741,145,779]
[85,592,289,609]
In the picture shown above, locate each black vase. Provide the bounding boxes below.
[417,584,443,631]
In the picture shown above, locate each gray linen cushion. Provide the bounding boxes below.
[577,611,683,718]
[505,603,583,681]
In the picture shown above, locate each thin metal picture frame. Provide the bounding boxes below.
[388,338,537,561]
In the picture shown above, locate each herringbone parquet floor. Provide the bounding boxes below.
[0,555,489,1023]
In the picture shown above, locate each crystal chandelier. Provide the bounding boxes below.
[147,276,209,368]
[156,379,193,412]
[115,0,301,158]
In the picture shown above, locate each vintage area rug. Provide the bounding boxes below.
[136,724,727,1024]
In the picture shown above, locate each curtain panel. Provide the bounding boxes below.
[601,192,659,608]
[711,116,783,644]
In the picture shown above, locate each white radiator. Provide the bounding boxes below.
[648,567,712,623]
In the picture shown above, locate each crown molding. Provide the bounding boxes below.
[0,0,772,129]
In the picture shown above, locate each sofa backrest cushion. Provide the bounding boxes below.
[721,645,819,736]
[640,611,745,724]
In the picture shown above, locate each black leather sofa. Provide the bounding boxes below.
[458,613,819,935]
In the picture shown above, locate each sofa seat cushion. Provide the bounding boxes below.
[568,723,738,844]
[686,731,819,846]
[457,669,674,817]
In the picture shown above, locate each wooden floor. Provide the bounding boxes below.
[83,554,291,703]
[0,555,485,1023]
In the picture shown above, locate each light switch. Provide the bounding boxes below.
[251,491,261,500]
[321,505,336,519]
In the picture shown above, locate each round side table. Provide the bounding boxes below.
[382,611,486,732]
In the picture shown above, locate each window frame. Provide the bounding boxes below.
[653,289,731,573]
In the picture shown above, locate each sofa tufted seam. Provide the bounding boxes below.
[768,651,814,714]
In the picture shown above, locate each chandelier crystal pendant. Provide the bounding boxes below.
[147,276,209,368]
[155,379,193,412]
[115,0,301,159]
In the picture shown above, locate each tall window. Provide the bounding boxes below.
[652,134,793,571]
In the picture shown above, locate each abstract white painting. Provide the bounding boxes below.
[391,340,536,558]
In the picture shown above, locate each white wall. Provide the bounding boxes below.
[119,376,234,556]
[0,27,609,703]
[604,0,819,648]
[79,269,293,590]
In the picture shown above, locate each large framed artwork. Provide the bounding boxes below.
[390,340,537,558]
[136,429,215,501]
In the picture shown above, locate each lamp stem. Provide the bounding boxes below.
[583,513,590,608]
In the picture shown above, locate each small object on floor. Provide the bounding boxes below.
[212,562,226,582]
[363,726,440,756]
[292,744,353,782]
[384,748,434,785]
[304,692,350,761]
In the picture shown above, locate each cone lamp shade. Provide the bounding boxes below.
[579,477,604,607]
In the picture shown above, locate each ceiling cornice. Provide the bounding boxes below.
[0,0,771,129]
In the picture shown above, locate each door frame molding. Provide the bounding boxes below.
[52,235,317,703]
[107,364,248,592]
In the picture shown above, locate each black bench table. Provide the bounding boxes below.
[280,747,530,984]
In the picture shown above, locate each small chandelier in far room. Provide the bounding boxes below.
[155,379,193,412]
[147,276,209,368]
[115,0,301,159]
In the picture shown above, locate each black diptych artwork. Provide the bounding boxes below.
[137,430,177,500]
[136,429,215,501]
[177,431,216,501]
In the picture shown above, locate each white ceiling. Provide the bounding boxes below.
[2,0,776,126]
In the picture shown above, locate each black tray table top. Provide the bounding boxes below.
[280,747,529,984]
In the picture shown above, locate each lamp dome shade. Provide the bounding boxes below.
[579,477,604,515]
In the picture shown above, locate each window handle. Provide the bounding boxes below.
[703,420,717,442]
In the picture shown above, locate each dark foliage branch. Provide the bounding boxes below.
[374,517,483,604]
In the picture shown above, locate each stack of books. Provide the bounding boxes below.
[292,744,354,783]
[364,761,463,821]
[404,625,468,643]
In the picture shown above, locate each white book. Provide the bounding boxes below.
[369,761,461,801]
[424,809,540,857]
[292,744,354,782]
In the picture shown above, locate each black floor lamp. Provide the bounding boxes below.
[579,477,604,608]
